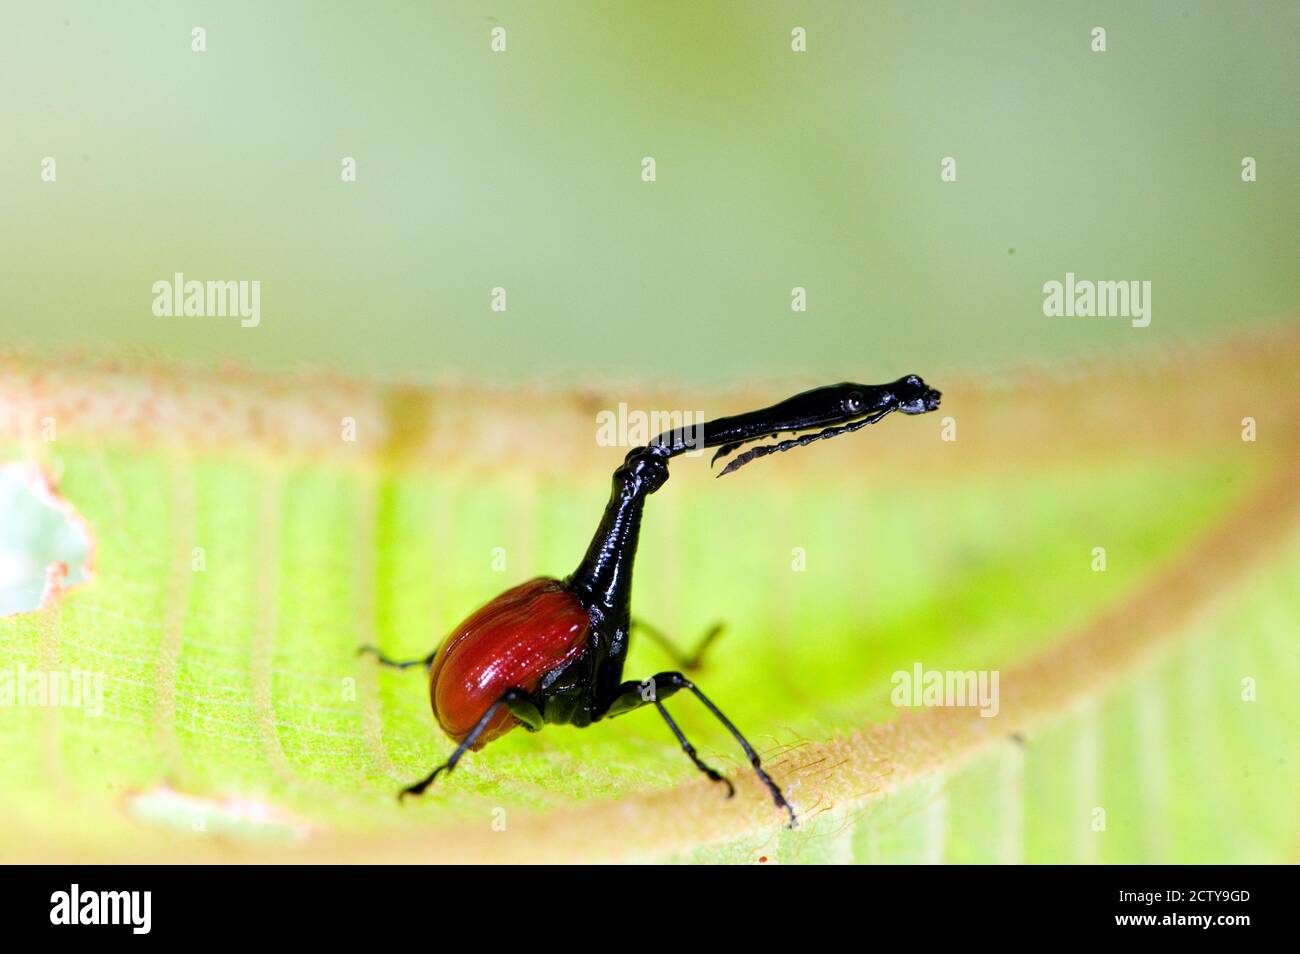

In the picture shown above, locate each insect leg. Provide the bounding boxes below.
[505,692,545,732]
[716,409,891,477]
[357,645,436,670]
[398,687,541,800]
[653,698,735,797]
[599,672,795,827]
[658,671,796,827]
[599,677,734,797]
[630,618,725,671]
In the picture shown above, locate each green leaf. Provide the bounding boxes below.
[1,341,1297,862]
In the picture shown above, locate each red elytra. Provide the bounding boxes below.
[428,577,590,748]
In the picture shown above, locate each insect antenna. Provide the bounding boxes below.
[710,432,786,469]
[716,410,892,477]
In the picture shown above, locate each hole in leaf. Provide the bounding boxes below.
[0,463,92,616]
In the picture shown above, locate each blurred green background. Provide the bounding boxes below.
[2,0,1296,384]
[1,1,1298,864]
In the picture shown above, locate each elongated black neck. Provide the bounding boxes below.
[567,447,668,621]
